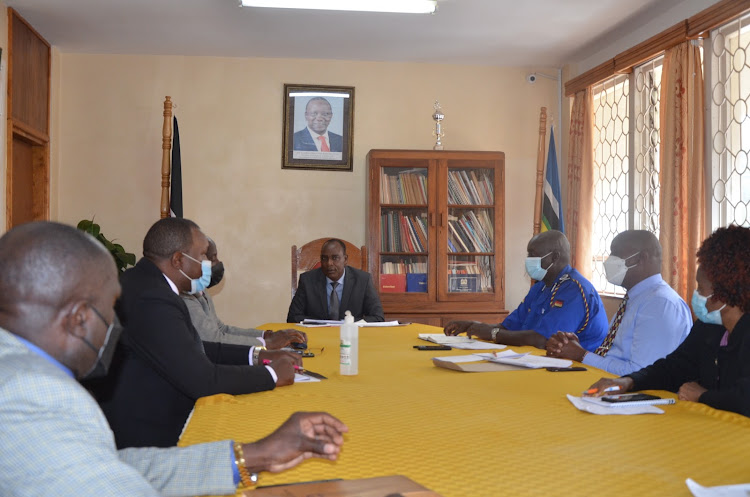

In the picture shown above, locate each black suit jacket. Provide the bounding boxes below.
[287,267,385,323]
[90,258,275,448]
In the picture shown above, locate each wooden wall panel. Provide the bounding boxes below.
[10,10,50,135]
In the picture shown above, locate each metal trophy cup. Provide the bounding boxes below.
[432,101,444,150]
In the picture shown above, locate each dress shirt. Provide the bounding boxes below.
[326,270,346,316]
[308,127,331,152]
[501,265,609,351]
[583,274,692,375]
[163,274,276,382]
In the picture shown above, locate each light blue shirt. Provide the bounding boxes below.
[16,335,74,378]
[326,269,346,314]
[583,274,692,375]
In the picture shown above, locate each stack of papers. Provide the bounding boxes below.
[418,334,506,350]
[299,319,402,327]
[566,394,666,415]
[486,349,572,368]
[686,478,750,497]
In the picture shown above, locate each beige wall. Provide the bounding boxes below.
[54,54,558,325]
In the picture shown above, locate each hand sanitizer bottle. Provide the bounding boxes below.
[340,310,358,375]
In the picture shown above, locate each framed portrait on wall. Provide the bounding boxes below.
[282,84,354,171]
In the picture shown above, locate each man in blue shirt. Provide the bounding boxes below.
[445,230,608,350]
[546,230,692,374]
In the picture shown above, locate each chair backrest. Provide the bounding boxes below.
[291,238,368,297]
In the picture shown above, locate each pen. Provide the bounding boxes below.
[583,385,621,395]
[263,359,301,371]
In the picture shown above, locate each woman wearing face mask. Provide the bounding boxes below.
[584,225,750,417]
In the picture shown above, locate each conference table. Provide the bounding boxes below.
[178,324,750,497]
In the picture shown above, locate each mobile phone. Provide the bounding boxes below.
[601,393,661,403]
[545,366,587,372]
[291,342,308,350]
[301,351,315,358]
[413,345,452,350]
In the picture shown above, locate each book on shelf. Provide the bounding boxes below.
[449,274,479,292]
[447,169,494,205]
[406,273,428,292]
[380,169,428,204]
[381,211,428,253]
[380,274,406,292]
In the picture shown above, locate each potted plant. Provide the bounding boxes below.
[77,219,136,273]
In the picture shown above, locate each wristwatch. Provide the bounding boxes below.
[252,346,267,365]
[490,327,501,342]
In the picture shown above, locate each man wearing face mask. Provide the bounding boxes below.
[445,230,608,351]
[546,230,692,374]
[182,237,307,347]
[0,222,348,496]
[585,225,750,417]
[90,218,302,449]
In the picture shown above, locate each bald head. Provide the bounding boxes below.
[611,230,661,261]
[528,230,571,264]
[0,222,114,315]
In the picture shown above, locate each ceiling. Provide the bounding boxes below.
[8,0,688,67]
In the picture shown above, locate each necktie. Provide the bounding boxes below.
[329,281,339,320]
[318,136,330,152]
[594,293,629,356]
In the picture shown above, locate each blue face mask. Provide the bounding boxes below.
[180,252,212,294]
[691,290,726,325]
[525,251,553,281]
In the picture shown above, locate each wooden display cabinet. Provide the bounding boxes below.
[367,149,508,326]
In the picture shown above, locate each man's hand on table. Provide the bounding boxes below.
[240,412,348,473]
[259,351,301,386]
[444,320,494,340]
[546,332,586,362]
[264,329,308,350]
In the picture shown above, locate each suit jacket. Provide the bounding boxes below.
[0,327,237,497]
[90,258,275,449]
[292,127,343,152]
[287,266,384,323]
[182,292,265,346]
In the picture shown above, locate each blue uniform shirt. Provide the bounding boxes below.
[502,265,608,351]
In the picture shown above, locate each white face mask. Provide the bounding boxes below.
[603,251,640,287]
[525,251,553,281]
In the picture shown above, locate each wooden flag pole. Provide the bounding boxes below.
[160,96,173,219]
[533,107,547,235]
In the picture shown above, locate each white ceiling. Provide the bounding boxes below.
[8,0,688,67]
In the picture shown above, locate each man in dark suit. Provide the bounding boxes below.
[287,239,384,323]
[90,218,301,449]
[292,97,343,152]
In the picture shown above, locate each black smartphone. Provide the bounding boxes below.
[601,393,661,403]
[413,345,452,350]
[545,366,587,372]
[291,342,308,350]
[301,351,315,358]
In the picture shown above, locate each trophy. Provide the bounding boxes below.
[432,100,444,150]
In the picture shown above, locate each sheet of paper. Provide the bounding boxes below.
[449,341,507,350]
[686,478,750,497]
[431,354,488,363]
[566,394,664,415]
[301,319,344,326]
[418,334,472,344]
[355,320,402,327]
[294,372,321,382]
[487,350,571,368]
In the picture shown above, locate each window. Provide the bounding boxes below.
[708,11,750,229]
[590,57,663,294]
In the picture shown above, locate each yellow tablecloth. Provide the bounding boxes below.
[179,324,750,497]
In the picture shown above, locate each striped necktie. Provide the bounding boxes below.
[594,294,629,356]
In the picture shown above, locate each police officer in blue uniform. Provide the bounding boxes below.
[444,230,608,351]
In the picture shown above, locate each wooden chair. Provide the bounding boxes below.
[291,238,368,297]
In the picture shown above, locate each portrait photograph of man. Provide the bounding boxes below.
[283,85,354,171]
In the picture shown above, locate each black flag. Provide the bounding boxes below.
[170,116,183,218]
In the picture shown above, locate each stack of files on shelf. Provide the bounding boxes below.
[381,211,428,252]
[381,170,428,204]
[447,169,494,205]
[447,211,493,253]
